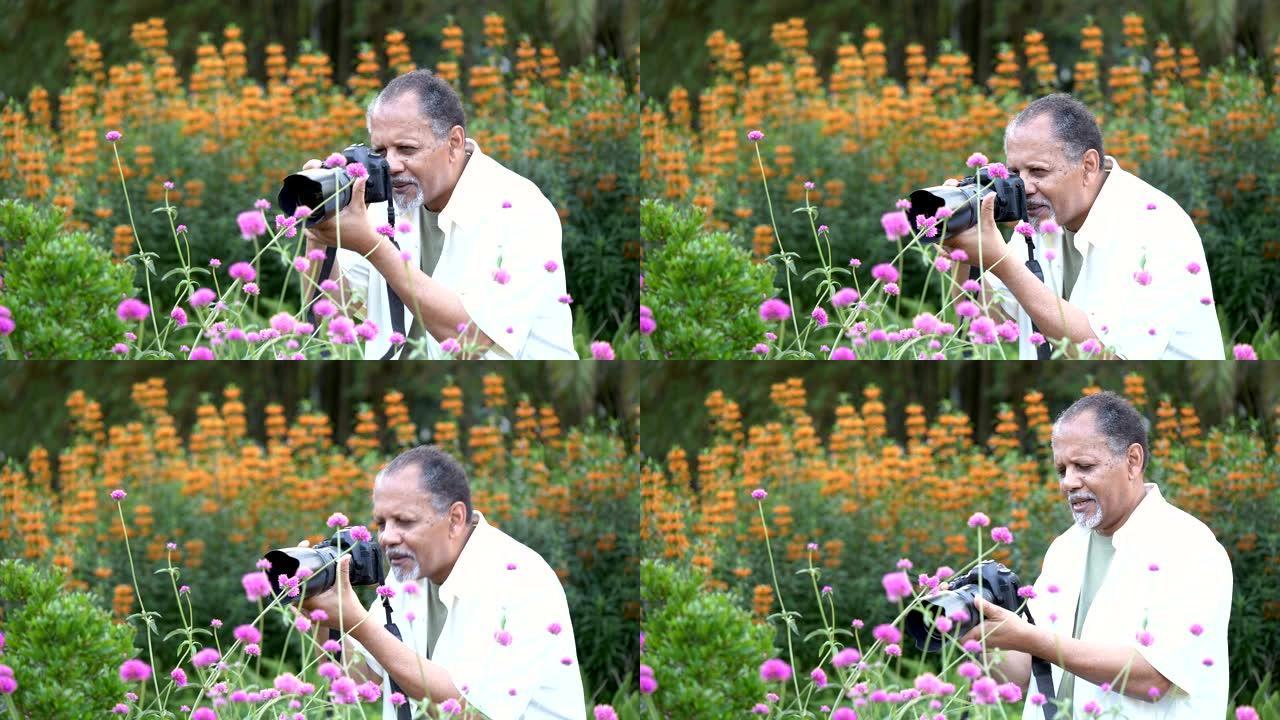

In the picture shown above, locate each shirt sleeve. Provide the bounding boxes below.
[448,573,579,719]
[457,199,565,358]
[1133,540,1232,699]
[335,246,373,321]
[1084,216,1220,359]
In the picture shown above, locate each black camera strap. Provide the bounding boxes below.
[1019,606,1058,720]
[1022,235,1053,360]
[380,595,413,720]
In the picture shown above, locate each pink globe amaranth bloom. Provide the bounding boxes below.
[119,658,152,682]
[1233,344,1257,360]
[327,512,349,528]
[759,658,792,682]
[110,489,127,501]
[832,709,857,720]
[293,256,311,272]
[590,341,615,360]
[830,347,856,360]
[357,681,381,702]
[955,300,980,319]
[171,667,188,687]
[881,572,912,602]
[811,307,828,328]
[344,161,368,179]
[1017,585,1037,599]
[751,488,767,500]
[323,152,347,168]
[270,312,296,335]
[242,571,272,601]
[190,288,217,307]
[189,346,215,360]
[237,210,268,240]
[991,526,1014,544]
[355,321,378,341]
[0,315,13,337]
[881,210,911,239]
[934,257,952,273]
[376,224,395,238]
[832,287,860,307]
[1133,270,1152,286]
[1039,219,1061,235]
[832,648,861,669]
[312,298,336,318]
[1029,332,1046,346]
[348,525,372,542]
[117,298,150,321]
[747,129,764,142]
[639,314,656,335]
[242,282,260,296]
[759,298,791,322]
[986,162,1010,179]
[494,629,513,646]
[376,585,395,599]
[546,622,562,635]
[1237,707,1260,720]
[872,623,902,645]
[191,708,217,720]
[592,705,618,720]
[557,294,573,305]
[244,642,261,656]
[639,673,657,694]
[169,306,188,328]
[966,152,989,168]
[389,692,406,705]
[1014,221,1035,237]
[318,662,343,680]
[1080,338,1103,355]
[1186,261,1202,275]
[752,343,769,356]
[883,282,900,296]
[871,263,899,283]
[1146,202,1158,210]
[811,667,828,688]
[1190,623,1204,636]
[233,624,261,644]
[968,512,990,528]
[228,261,256,282]
[958,661,983,680]
[999,682,1023,703]
[935,615,954,633]
[1136,630,1154,646]
[105,130,124,142]
[868,328,889,342]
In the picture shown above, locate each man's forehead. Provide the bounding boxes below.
[1006,116,1065,162]
[369,95,432,141]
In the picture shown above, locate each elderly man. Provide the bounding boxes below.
[302,445,585,719]
[962,391,1231,719]
[302,70,577,359]
[945,93,1224,359]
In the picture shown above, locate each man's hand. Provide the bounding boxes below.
[301,554,369,633]
[299,159,380,257]
[942,190,1010,272]
[960,596,1033,653]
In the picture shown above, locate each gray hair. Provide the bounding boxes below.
[376,444,473,519]
[366,69,466,141]
[1052,391,1149,471]
[1004,93,1104,163]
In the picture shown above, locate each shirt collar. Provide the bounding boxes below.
[437,138,486,230]
[437,509,490,604]
[1106,482,1161,551]
[1072,155,1122,249]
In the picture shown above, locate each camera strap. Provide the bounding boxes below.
[307,218,408,361]
[1022,236,1052,360]
[1019,606,1059,720]
[380,595,413,720]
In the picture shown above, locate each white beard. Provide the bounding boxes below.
[392,183,424,217]
[390,557,421,582]
[1068,491,1103,530]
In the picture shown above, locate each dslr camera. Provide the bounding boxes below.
[262,529,384,603]
[907,167,1028,242]
[278,144,393,228]
[904,560,1024,652]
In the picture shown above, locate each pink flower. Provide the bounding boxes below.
[883,282,900,296]
[270,313,296,335]
[1029,332,1046,345]
[312,299,336,318]
[104,130,123,142]
[639,307,656,335]
[1186,261,1202,275]
[229,262,256,282]
[1233,344,1257,360]
[811,307,829,328]
[753,342,769,355]
[1136,630,1154,646]
[543,260,559,273]
[349,525,372,542]
[1017,585,1037,599]
[747,130,765,142]
[189,346,215,360]
[324,152,346,168]
[191,709,216,720]
[243,282,260,296]
[190,288,216,307]
[958,661,982,679]
[233,625,261,644]
[934,257,952,272]
[986,162,1010,179]
[494,629,513,646]
[117,298,150,321]
[882,572,912,602]
[1200,296,1214,306]
[327,512,349,528]
[1146,202,1158,210]
[759,658,792,682]
[832,288,860,307]
[171,668,188,687]
[991,526,1014,544]
[967,512,990,527]
[592,706,617,720]
[590,341,615,360]
[830,347,856,360]
[1014,221,1035,237]
[237,211,268,240]
[881,210,911,239]
[344,162,368,179]
[1040,220,1061,234]
[441,337,461,354]
[832,648,861,668]
[493,268,511,285]
[110,489,127,501]
[376,224,394,238]
[956,300,980,318]
[759,298,791,322]
[1237,707,1260,720]
[557,294,573,304]
[1133,270,1152,286]
[871,263,899,283]
[376,586,395,598]
[1190,623,1204,636]
[119,658,151,682]
[751,488,768,500]
[966,152,989,168]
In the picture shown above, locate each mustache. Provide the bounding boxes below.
[1067,491,1096,504]
[385,549,415,560]
[391,174,417,185]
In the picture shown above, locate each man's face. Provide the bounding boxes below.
[1051,411,1143,535]
[1004,114,1099,232]
[371,467,454,583]
[368,91,463,215]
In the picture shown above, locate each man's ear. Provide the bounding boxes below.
[1127,442,1145,482]
[1082,148,1103,185]
[448,125,466,158]
[449,500,468,535]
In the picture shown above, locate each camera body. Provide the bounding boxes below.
[263,529,385,603]
[907,167,1028,242]
[904,560,1024,652]
[278,144,393,228]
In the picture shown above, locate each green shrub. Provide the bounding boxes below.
[641,200,773,359]
[0,559,134,718]
[0,200,133,358]
[641,559,772,717]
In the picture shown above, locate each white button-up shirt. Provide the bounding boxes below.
[339,139,577,359]
[352,512,585,719]
[989,157,1224,359]
[1021,484,1231,720]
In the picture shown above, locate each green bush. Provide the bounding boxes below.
[641,559,772,717]
[0,199,133,358]
[0,559,134,718]
[641,200,773,359]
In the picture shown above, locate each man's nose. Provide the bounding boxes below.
[1059,471,1083,494]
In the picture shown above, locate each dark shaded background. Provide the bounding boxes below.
[1,0,637,103]
[0,361,635,462]
[639,361,1278,457]
[640,0,1280,100]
